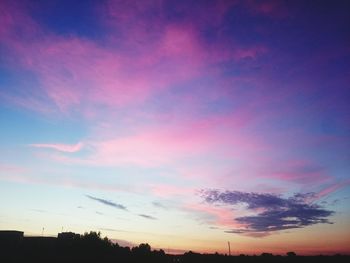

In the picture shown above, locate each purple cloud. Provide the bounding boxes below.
[200,189,333,235]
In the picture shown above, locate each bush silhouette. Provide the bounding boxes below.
[287,251,297,257]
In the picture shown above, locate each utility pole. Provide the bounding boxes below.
[228,241,231,256]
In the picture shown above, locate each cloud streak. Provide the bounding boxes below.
[30,142,84,153]
[138,214,157,220]
[86,195,127,210]
[200,189,333,236]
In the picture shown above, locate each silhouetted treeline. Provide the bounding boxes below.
[0,230,349,263]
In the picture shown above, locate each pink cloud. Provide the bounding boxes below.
[184,203,241,229]
[245,0,289,18]
[0,4,159,113]
[47,112,266,169]
[85,129,213,167]
[315,180,350,199]
[2,31,204,116]
[30,142,84,153]
[149,184,194,198]
[1,0,338,200]
[160,25,202,59]
[0,91,55,115]
[0,164,28,174]
[0,0,268,119]
[245,159,332,187]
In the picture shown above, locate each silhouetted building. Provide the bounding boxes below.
[0,230,24,239]
[23,236,57,249]
[0,230,24,248]
[57,232,80,247]
[58,232,80,240]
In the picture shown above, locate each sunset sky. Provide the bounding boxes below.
[0,0,349,255]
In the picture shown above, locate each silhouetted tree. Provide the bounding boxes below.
[287,251,297,257]
[132,243,151,255]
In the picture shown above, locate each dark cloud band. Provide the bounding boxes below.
[86,195,127,210]
[200,189,333,235]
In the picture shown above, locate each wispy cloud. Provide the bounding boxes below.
[86,195,127,210]
[138,214,157,220]
[30,142,83,153]
[316,180,350,199]
[29,209,47,213]
[152,201,168,209]
[98,228,128,232]
[200,189,333,236]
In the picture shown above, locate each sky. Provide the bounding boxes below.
[0,0,349,256]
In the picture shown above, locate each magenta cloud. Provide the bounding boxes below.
[0,0,349,247]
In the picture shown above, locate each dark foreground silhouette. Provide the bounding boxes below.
[0,230,348,263]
